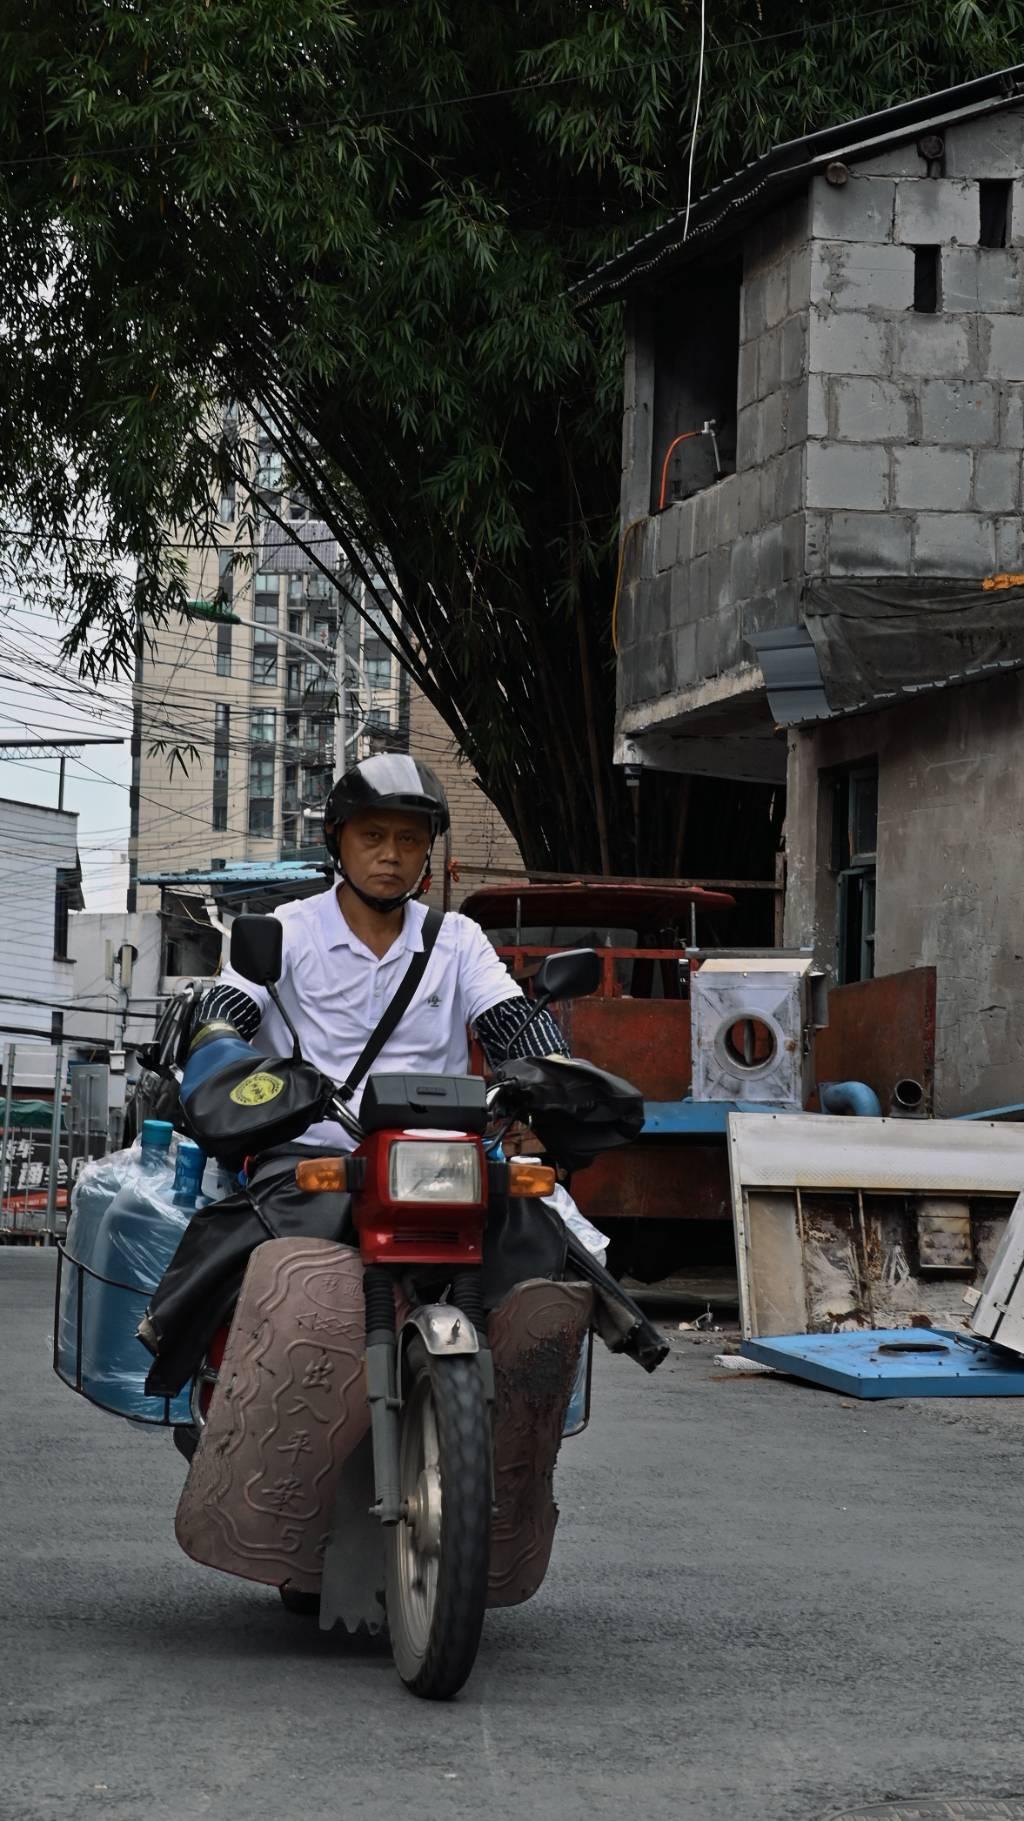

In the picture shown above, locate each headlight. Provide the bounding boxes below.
[388,1141,483,1205]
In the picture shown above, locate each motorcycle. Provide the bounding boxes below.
[138,917,663,1699]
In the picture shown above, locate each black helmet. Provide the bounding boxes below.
[323,752,450,910]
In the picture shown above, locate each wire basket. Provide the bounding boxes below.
[53,1243,190,1426]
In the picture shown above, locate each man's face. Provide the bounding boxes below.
[337,808,431,900]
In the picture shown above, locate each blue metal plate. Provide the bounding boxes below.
[641,1099,782,1136]
[741,1327,1024,1398]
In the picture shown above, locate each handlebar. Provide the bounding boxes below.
[328,1092,366,1144]
[328,1078,517,1148]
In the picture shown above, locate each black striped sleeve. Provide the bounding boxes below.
[473,997,570,1069]
[194,982,263,1043]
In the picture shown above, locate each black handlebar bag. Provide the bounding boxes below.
[492,1056,645,1171]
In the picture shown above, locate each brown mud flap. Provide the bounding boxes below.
[486,1279,594,1609]
[175,1238,392,1593]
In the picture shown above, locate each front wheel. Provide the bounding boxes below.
[386,1337,491,1700]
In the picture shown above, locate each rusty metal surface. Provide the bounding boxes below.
[496,943,688,998]
[560,997,691,1099]
[812,966,937,1115]
[175,1239,382,1592]
[572,1141,730,1225]
[460,882,735,927]
[486,1279,593,1609]
[729,1116,1024,1338]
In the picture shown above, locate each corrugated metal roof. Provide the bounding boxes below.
[747,626,831,726]
[576,63,1024,304]
[139,860,329,886]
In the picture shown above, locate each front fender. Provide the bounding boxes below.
[397,1304,480,1405]
[401,1303,480,1358]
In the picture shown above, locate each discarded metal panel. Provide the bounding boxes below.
[811,966,936,1115]
[971,1188,1024,1353]
[729,1114,1024,1338]
[691,957,825,1108]
[742,1326,1024,1398]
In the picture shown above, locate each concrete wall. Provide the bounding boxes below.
[65,911,163,1056]
[617,197,811,734]
[804,111,1024,582]
[0,799,78,1044]
[408,692,523,908]
[784,671,1024,1115]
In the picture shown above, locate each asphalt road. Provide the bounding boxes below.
[4,1250,1024,1821]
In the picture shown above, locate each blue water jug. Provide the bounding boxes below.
[56,1120,194,1423]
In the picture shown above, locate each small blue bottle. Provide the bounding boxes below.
[172,1138,207,1210]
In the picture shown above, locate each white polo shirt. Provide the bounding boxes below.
[216,888,523,1150]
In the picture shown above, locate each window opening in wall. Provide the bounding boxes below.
[252,642,278,687]
[650,258,740,511]
[363,634,392,691]
[216,619,232,677]
[163,896,222,977]
[979,179,1011,248]
[288,611,303,635]
[53,867,74,961]
[254,598,278,626]
[250,708,276,745]
[830,762,878,985]
[248,752,276,836]
[913,246,940,313]
[212,703,230,830]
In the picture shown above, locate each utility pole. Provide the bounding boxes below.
[0,1043,15,1226]
[0,738,125,814]
[45,1013,64,1243]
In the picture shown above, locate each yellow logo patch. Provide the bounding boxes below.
[229,1071,285,1108]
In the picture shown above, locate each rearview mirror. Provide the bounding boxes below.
[230,915,283,986]
[533,948,601,1004]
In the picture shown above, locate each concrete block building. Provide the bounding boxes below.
[580,66,1024,1112]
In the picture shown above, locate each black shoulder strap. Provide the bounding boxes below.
[337,907,445,1103]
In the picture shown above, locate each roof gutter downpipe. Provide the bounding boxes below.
[819,1080,883,1118]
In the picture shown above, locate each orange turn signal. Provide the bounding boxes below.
[295,1157,350,1192]
[506,1160,557,1198]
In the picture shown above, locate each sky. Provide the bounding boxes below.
[0,602,133,912]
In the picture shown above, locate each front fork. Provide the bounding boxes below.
[362,1266,495,1525]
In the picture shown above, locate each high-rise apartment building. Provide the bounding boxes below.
[129,436,520,911]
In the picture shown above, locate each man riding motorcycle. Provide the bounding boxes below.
[130,748,662,1663]
[140,752,637,1479]
[197,751,572,1140]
